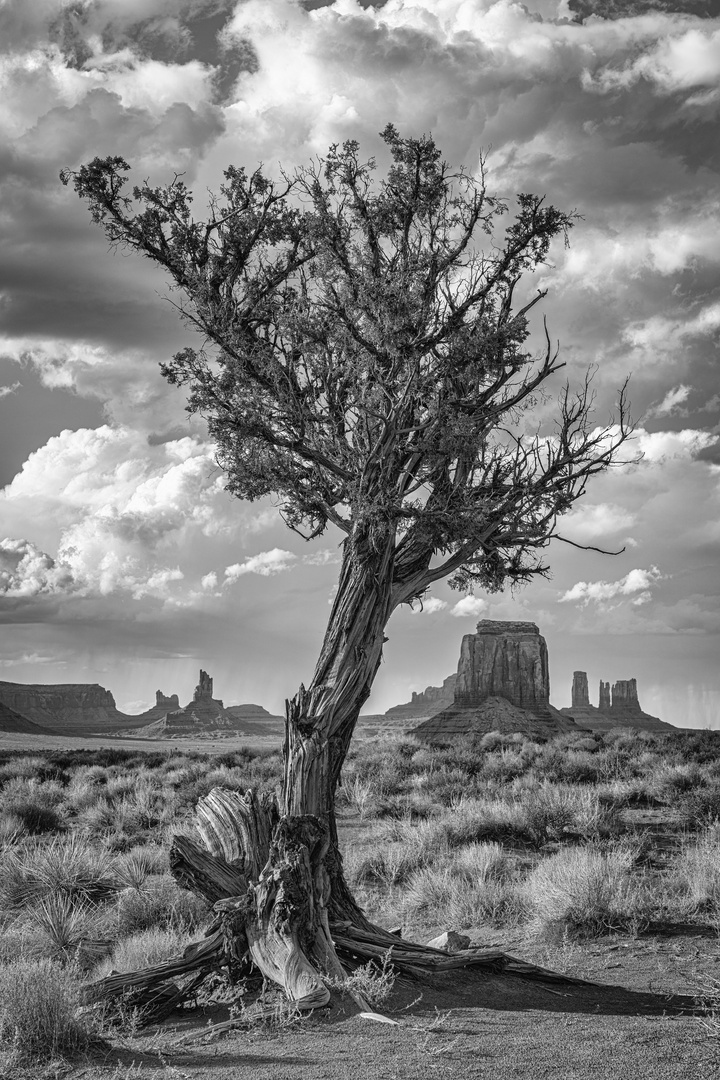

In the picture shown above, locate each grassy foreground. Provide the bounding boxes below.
[0,727,719,1075]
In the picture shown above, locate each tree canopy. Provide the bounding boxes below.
[63,125,630,617]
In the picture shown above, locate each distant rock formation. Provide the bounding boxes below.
[194,670,214,702]
[561,672,672,732]
[118,671,285,739]
[157,691,180,710]
[0,700,51,735]
[599,681,611,711]
[572,671,589,708]
[413,621,583,743]
[0,671,285,739]
[612,679,639,710]
[0,681,133,734]
[384,675,457,720]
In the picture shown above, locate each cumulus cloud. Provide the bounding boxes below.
[0,382,21,398]
[0,0,718,721]
[224,549,297,580]
[647,384,692,419]
[411,596,448,615]
[0,424,278,610]
[559,502,636,544]
[451,595,488,618]
[0,537,75,597]
[559,566,665,608]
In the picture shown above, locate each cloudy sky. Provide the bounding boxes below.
[0,0,719,726]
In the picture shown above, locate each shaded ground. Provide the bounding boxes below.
[32,938,718,1080]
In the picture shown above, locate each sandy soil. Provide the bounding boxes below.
[47,931,719,1080]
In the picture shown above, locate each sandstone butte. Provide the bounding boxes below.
[412,621,582,743]
[560,671,672,733]
[0,671,284,738]
[394,620,673,743]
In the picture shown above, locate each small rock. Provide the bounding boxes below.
[426,930,472,952]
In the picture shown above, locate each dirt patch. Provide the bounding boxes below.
[28,933,716,1080]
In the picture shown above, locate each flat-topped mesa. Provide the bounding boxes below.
[0,680,129,733]
[599,681,611,711]
[413,620,582,743]
[572,671,590,709]
[611,678,640,712]
[454,620,550,713]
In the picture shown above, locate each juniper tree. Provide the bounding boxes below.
[64,126,630,1012]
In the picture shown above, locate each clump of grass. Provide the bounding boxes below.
[23,892,105,966]
[668,828,720,915]
[0,835,118,909]
[327,952,396,1007]
[102,874,209,936]
[0,958,90,1062]
[402,865,523,930]
[523,842,649,938]
[678,784,720,829]
[1,796,63,835]
[92,925,193,981]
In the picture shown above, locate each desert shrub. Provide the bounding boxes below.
[441,797,531,846]
[0,757,52,783]
[1,796,63,835]
[649,762,707,803]
[114,844,168,890]
[558,750,603,784]
[668,829,720,915]
[407,767,470,805]
[0,958,89,1062]
[337,775,385,818]
[678,784,720,829]
[345,839,429,888]
[524,785,577,845]
[0,812,26,847]
[328,952,396,1007]
[92,925,193,981]
[479,749,530,783]
[372,791,438,820]
[0,835,117,909]
[22,893,105,967]
[449,841,508,882]
[102,874,209,936]
[523,842,649,938]
[403,865,523,929]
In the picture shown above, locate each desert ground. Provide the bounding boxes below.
[1,724,720,1079]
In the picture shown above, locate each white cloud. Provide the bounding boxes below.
[647,385,692,419]
[450,595,487,618]
[224,549,297,580]
[200,571,218,591]
[583,26,720,97]
[0,537,75,597]
[633,428,718,464]
[559,566,665,608]
[302,549,342,566]
[411,596,448,615]
[0,382,21,399]
[559,503,636,544]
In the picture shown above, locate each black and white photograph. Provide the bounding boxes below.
[0,1,719,1076]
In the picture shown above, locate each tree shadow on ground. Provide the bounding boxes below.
[389,967,699,1019]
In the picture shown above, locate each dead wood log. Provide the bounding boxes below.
[82,785,594,1024]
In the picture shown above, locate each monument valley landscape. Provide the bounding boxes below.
[1,1,720,1078]
[0,623,718,1077]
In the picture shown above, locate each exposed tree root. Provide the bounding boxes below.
[82,786,594,1027]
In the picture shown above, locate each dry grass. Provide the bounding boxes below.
[0,957,90,1062]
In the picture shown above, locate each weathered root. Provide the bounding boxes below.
[81,785,593,1025]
